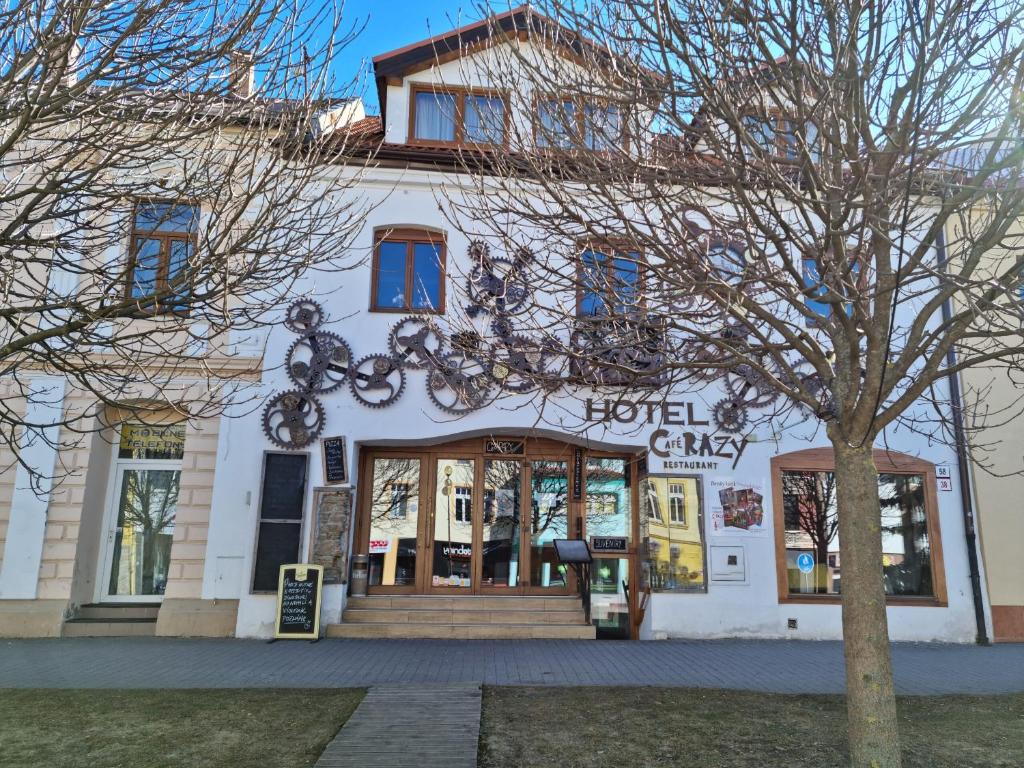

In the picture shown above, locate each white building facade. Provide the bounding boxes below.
[0,7,986,642]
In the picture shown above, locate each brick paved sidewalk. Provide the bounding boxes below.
[0,638,1021,695]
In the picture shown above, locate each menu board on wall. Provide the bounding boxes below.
[321,436,348,485]
[274,564,323,640]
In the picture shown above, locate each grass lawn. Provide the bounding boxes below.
[0,688,364,768]
[479,687,1024,768]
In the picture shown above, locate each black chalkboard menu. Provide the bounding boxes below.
[275,564,323,639]
[321,436,347,485]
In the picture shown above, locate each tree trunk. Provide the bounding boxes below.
[832,440,902,768]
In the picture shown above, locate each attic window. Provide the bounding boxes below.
[536,98,622,151]
[410,86,507,146]
[741,113,819,162]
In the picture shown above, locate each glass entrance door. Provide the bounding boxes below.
[104,466,180,599]
[430,458,476,589]
[100,422,185,602]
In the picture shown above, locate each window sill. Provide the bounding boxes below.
[406,138,506,151]
[779,594,947,608]
[369,306,444,315]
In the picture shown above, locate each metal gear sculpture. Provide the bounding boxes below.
[725,361,781,409]
[570,316,666,387]
[262,390,325,449]
[712,398,750,434]
[465,239,533,318]
[491,335,556,394]
[427,350,494,414]
[349,354,406,408]
[388,316,445,370]
[286,331,352,394]
[284,299,325,334]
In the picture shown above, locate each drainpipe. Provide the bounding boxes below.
[936,225,990,645]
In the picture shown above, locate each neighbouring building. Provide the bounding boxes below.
[0,6,995,642]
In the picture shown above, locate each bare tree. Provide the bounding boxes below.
[0,0,375,488]
[432,2,1024,765]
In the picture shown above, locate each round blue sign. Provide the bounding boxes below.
[796,553,815,574]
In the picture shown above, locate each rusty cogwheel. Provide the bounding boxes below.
[388,316,445,370]
[284,299,326,334]
[349,354,406,408]
[286,331,352,394]
[262,390,325,449]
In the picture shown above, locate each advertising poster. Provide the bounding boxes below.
[708,476,769,536]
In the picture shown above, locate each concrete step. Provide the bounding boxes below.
[343,608,587,625]
[346,596,581,612]
[76,603,161,621]
[62,618,157,638]
[325,621,596,640]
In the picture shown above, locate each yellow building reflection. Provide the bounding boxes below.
[640,476,705,592]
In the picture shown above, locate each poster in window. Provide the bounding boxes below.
[708,476,769,536]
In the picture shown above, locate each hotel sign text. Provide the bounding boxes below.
[584,399,749,470]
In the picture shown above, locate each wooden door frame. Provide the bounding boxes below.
[354,437,643,616]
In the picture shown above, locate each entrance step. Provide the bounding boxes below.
[75,603,161,621]
[62,603,160,637]
[328,595,596,640]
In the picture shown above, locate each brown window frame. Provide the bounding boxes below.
[575,241,646,318]
[533,94,628,152]
[770,447,948,607]
[370,227,447,314]
[125,200,199,316]
[407,85,510,148]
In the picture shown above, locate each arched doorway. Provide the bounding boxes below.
[353,435,642,637]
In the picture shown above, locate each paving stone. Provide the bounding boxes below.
[0,637,1021,695]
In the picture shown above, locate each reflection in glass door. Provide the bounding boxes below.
[432,458,476,588]
[107,468,180,597]
[529,460,570,589]
[102,422,185,601]
[482,460,521,589]
[367,457,421,588]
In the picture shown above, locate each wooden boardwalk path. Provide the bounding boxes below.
[315,683,482,768]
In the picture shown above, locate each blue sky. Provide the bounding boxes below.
[330,1,494,114]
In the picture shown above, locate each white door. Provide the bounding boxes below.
[98,423,185,603]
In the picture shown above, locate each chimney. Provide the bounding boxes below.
[229,50,255,98]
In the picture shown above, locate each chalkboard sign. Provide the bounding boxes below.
[553,538,592,564]
[321,436,347,485]
[274,564,323,640]
[591,536,629,553]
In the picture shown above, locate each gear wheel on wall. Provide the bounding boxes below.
[388,316,445,369]
[427,350,494,414]
[466,257,532,318]
[349,354,406,408]
[713,398,750,433]
[262,390,325,449]
[284,299,325,334]
[725,361,781,409]
[492,335,554,394]
[286,331,351,394]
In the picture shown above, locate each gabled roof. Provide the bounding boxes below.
[371,4,620,125]
[372,5,580,80]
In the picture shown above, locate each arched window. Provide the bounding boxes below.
[370,228,446,313]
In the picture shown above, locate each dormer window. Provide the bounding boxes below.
[410,86,507,146]
[742,113,819,162]
[536,98,622,150]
